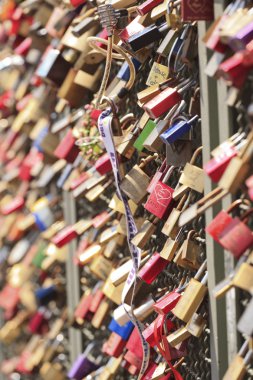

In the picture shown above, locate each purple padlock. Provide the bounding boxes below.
[68,343,100,380]
[229,21,253,51]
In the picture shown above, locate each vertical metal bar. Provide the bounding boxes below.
[63,191,83,362]
[213,0,240,360]
[198,20,228,379]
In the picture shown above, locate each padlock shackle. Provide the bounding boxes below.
[240,207,253,222]
[239,339,249,357]
[162,165,175,184]
[187,230,197,240]
[194,260,207,280]
[177,193,188,211]
[226,199,244,214]
[190,146,203,165]
[188,115,199,125]
[139,153,158,169]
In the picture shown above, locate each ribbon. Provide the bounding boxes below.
[154,315,184,380]
[98,108,150,378]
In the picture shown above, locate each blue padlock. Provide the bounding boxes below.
[160,115,199,145]
[35,285,57,305]
[117,58,141,81]
[108,319,134,341]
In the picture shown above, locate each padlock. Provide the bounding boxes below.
[160,235,180,261]
[144,101,186,152]
[174,230,201,270]
[40,362,65,380]
[102,332,126,358]
[54,129,80,164]
[85,179,112,202]
[108,319,134,341]
[218,209,253,258]
[206,199,247,245]
[67,343,100,380]
[181,0,214,21]
[162,194,188,238]
[223,340,253,380]
[154,288,182,315]
[133,119,157,152]
[232,263,253,293]
[91,298,111,328]
[219,131,253,193]
[131,216,158,249]
[120,155,157,204]
[172,261,208,322]
[204,144,238,183]
[173,147,204,200]
[52,225,78,248]
[138,252,168,284]
[144,166,176,220]
[143,80,193,119]
[166,1,182,30]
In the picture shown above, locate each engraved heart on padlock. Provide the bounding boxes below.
[187,0,203,13]
[154,184,172,206]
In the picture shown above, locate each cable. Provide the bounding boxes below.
[87,36,136,108]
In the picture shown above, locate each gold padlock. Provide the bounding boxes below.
[173,261,208,322]
[120,154,158,204]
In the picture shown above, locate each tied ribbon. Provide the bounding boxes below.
[154,315,183,380]
[98,108,150,378]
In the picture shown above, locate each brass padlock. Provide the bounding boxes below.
[174,230,201,270]
[223,340,253,380]
[40,362,65,380]
[219,131,253,194]
[162,193,188,238]
[131,216,158,249]
[173,261,208,322]
[173,146,204,200]
[120,154,157,204]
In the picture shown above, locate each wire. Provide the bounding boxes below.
[95,35,113,108]
[87,36,136,108]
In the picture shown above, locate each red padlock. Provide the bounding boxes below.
[218,209,253,258]
[102,332,126,358]
[139,252,168,285]
[118,16,144,42]
[217,51,251,88]
[124,350,143,370]
[52,225,78,248]
[74,292,93,321]
[145,166,175,220]
[0,285,20,311]
[153,290,182,315]
[28,308,49,334]
[92,211,112,229]
[95,153,112,175]
[205,14,228,53]
[1,196,25,215]
[137,0,163,16]
[206,200,247,245]
[89,289,104,313]
[19,148,44,181]
[54,129,80,163]
[144,86,182,119]
[204,146,237,182]
[14,36,32,56]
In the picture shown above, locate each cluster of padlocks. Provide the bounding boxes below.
[0,0,252,379]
